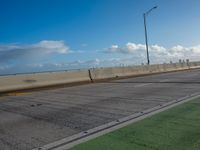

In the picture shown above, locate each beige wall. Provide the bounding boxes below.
[89,62,193,80]
[0,70,90,92]
[0,61,200,93]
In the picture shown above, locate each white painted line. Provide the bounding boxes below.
[134,83,153,87]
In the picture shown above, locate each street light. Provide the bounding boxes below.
[143,6,158,65]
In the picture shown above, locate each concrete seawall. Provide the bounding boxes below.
[89,61,200,80]
[0,70,90,93]
[0,61,200,93]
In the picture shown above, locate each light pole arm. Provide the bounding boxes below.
[145,6,158,16]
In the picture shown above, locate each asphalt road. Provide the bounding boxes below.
[0,69,200,150]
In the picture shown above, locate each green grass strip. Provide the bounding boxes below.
[70,97,200,150]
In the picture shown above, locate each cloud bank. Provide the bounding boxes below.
[0,40,70,62]
[105,43,200,61]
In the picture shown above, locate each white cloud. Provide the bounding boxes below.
[104,42,200,62]
[105,43,146,54]
[126,43,146,52]
[105,45,121,53]
[111,45,119,49]
[171,45,187,52]
[150,45,167,53]
[35,40,69,54]
[191,45,200,54]
[0,40,70,62]
[106,43,167,54]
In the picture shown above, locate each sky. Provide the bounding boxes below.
[0,0,200,75]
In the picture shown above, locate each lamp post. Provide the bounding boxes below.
[143,6,158,65]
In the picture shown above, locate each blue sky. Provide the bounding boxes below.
[0,0,200,74]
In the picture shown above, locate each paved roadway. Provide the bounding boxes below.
[0,69,200,150]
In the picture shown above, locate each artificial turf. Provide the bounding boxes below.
[70,97,200,150]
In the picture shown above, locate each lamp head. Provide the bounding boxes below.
[153,6,158,9]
